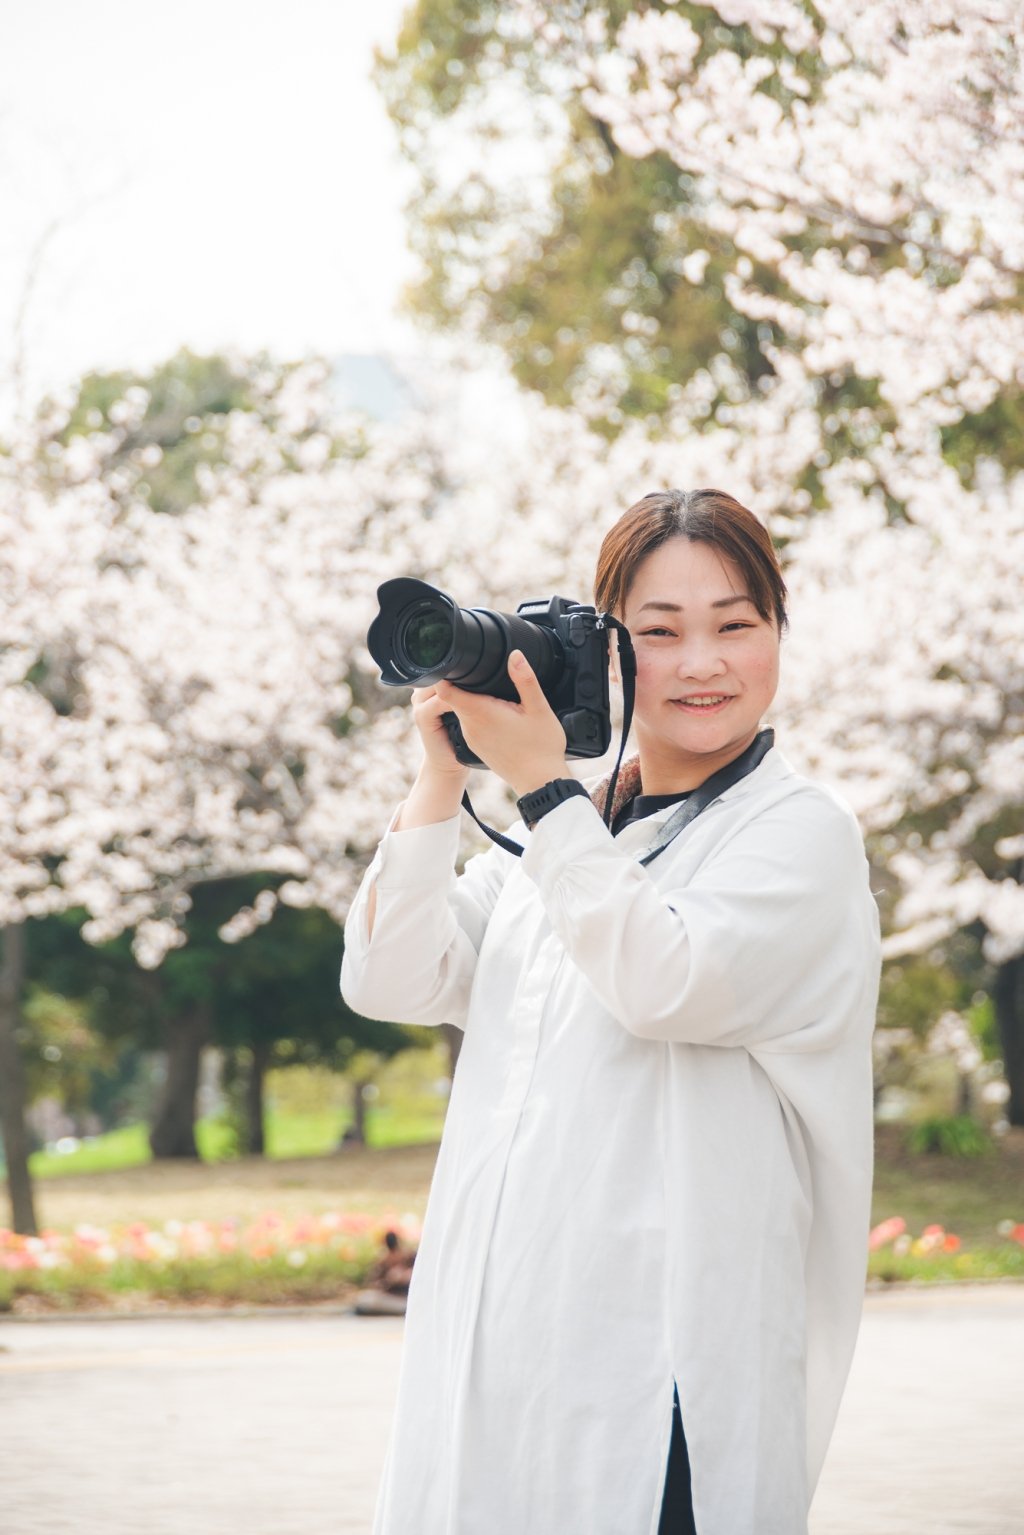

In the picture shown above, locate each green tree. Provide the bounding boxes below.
[26,887,414,1161]
[380,2,778,435]
[208,899,414,1156]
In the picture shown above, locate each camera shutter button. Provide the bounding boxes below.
[567,614,590,648]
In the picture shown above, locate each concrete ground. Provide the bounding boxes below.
[1,1284,1021,1534]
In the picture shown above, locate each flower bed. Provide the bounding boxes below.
[0,1210,422,1314]
[867,1216,1024,1283]
[3,1210,1023,1312]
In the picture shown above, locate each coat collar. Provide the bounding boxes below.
[586,741,791,822]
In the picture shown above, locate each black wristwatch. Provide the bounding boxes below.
[516,777,590,829]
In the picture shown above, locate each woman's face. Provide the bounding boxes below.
[619,536,781,791]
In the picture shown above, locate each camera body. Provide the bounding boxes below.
[444,595,611,767]
[367,579,613,769]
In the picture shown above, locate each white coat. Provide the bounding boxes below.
[340,745,881,1535]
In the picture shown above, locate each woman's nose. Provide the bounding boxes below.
[676,641,727,680]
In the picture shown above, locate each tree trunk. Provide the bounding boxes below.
[441,1022,463,1079]
[956,1071,972,1119]
[148,1007,211,1159]
[350,1077,370,1147]
[0,926,37,1235]
[246,1040,270,1156]
[994,951,1024,1128]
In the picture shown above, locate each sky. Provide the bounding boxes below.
[0,0,418,422]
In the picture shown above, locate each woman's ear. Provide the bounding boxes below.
[608,626,622,687]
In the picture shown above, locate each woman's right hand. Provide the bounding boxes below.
[388,686,471,840]
[369,687,472,928]
[410,685,472,786]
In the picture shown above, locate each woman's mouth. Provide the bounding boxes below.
[670,694,732,714]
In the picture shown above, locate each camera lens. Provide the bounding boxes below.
[401,604,453,671]
[369,577,560,701]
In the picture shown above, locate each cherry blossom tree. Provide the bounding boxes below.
[383,2,1024,478]
[775,454,1024,1121]
[1,360,426,1212]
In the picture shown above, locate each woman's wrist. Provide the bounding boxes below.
[395,763,469,832]
[509,760,571,800]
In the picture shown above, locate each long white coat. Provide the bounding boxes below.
[341,745,881,1535]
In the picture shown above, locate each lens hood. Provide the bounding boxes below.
[368,578,459,686]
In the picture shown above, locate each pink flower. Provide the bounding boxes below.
[868,1216,906,1251]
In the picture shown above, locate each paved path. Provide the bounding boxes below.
[1,1285,1021,1533]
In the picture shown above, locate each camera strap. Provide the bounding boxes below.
[637,725,774,866]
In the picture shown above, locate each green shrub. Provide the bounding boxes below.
[906,1115,992,1159]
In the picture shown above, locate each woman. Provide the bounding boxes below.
[342,488,881,1535]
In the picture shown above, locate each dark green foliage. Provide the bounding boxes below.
[877,957,975,1041]
[942,389,1024,482]
[41,349,255,515]
[486,146,780,433]
[31,348,358,516]
[906,1115,993,1159]
[23,887,418,1136]
[18,985,117,1119]
[381,5,787,436]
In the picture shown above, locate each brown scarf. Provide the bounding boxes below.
[586,753,643,827]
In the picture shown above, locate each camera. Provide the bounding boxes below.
[367,578,612,768]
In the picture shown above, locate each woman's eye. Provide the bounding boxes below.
[637,622,755,637]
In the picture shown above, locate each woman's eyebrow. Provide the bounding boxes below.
[637,595,755,613]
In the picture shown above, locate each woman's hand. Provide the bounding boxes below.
[388,686,471,843]
[434,651,568,799]
[409,684,473,784]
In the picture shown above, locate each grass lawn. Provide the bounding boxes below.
[31,1141,440,1231]
[27,1104,446,1181]
[871,1123,1024,1247]
[27,1119,1024,1237]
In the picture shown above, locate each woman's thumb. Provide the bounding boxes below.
[509,650,531,678]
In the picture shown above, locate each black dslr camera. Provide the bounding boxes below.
[367,578,612,768]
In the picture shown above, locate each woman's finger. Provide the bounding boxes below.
[508,650,544,700]
[412,689,450,717]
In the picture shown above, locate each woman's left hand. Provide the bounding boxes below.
[434,651,568,799]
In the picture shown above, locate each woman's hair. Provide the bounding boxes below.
[594,488,788,631]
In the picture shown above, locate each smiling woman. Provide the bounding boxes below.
[595,488,785,793]
[341,486,881,1535]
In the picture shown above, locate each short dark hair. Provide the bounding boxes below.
[593,488,788,630]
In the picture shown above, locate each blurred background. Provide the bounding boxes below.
[1,0,1022,1306]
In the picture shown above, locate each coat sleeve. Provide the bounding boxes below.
[520,787,880,1050]
[340,806,519,1029]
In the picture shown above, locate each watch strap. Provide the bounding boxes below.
[516,777,590,829]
